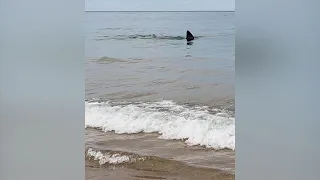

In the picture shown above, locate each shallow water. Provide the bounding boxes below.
[85,11,235,105]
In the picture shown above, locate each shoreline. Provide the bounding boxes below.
[85,128,235,180]
[85,146,234,180]
[86,157,234,180]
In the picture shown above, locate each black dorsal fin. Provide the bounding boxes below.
[186,30,195,41]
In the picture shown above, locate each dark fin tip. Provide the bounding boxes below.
[186,30,195,41]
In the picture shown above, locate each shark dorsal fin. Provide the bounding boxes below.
[186,30,195,41]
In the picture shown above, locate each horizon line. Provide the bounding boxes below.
[85,10,235,12]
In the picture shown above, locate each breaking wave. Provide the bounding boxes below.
[85,100,235,150]
[86,148,147,165]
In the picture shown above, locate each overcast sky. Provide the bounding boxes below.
[85,0,235,11]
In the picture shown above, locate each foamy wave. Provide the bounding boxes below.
[87,148,134,165]
[85,100,235,150]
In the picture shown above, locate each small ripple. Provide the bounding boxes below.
[93,56,127,64]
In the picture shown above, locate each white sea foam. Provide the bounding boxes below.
[87,148,131,165]
[85,100,235,150]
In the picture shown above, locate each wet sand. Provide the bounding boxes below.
[85,128,235,180]
[86,159,234,180]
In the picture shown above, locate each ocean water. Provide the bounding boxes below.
[85,11,235,170]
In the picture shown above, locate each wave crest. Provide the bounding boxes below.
[86,148,147,165]
[85,100,235,150]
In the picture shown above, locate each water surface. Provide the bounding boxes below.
[85,11,235,105]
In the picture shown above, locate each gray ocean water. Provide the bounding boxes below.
[85,12,235,177]
[85,11,235,108]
